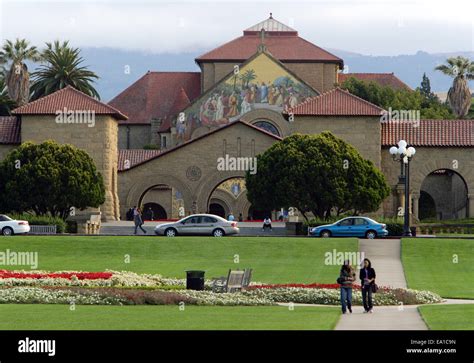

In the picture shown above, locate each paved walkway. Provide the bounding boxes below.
[100,221,287,236]
[336,239,427,330]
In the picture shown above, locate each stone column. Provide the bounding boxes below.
[412,192,420,223]
[396,183,405,218]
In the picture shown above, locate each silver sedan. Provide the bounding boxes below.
[154,214,239,237]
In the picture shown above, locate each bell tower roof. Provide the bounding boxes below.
[244,13,297,35]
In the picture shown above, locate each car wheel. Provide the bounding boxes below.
[165,228,177,237]
[320,230,331,238]
[2,227,13,236]
[366,230,377,239]
[212,228,225,237]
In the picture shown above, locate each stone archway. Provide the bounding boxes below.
[410,158,474,219]
[419,169,468,220]
[123,175,194,219]
[195,171,247,213]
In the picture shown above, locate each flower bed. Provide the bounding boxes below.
[249,283,363,290]
[0,270,112,280]
[0,271,443,306]
[0,270,184,288]
[243,287,442,305]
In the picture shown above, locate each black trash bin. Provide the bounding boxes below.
[186,270,205,290]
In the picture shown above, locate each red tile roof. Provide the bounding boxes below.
[338,73,411,90]
[118,149,162,171]
[12,86,128,120]
[119,120,282,171]
[0,116,21,144]
[196,34,343,65]
[287,87,385,116]
[109,72,201,125]
[157,87,192,132]
[381,119,474,147]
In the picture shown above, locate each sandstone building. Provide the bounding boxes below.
[1,15,474,222]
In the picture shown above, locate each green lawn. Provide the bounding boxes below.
[0,236,357,283]
[418,305,474,330]
[0,304,340,330]
[402,238,474,299]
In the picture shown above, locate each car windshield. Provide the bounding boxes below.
[0,215,13,221]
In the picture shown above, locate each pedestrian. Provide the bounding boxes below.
[228,212,235,221]
[338,259,355,314]
[147,207,154,221]
[360,258,376,313]
[262,217,272,231]
[238,213,243,222]
[134,207,147,235]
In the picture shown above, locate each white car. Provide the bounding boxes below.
[0,215,30,236]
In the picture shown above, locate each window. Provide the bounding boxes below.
[339,219,353,226]
[202,216,217,223]
[184,217,200,224]
[354,218,368,225]
[0,215,12,222]
[161,135,167,148]
[253,121,280,136]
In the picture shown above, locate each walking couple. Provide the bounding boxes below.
[338,258,376,314]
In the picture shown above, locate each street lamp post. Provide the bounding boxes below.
[389,140,416,236]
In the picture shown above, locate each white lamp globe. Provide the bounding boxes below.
[398,140,407,148]
[407,147,416,157]
[398,146,406,155]
[389,146,398,155]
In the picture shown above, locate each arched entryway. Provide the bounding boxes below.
[209,201,227,218]
[138,184,187,220]
[143,202,167,220]
[419,169,468,220]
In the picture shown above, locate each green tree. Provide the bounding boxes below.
[435,56,474,118]
[0,75,16,115]
[340,76,452,119]
[0,140,105,219]
[245,132,390,220]
[0,39,41,106]
[30,41,100,100]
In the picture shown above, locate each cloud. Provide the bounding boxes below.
[0,0,473,55]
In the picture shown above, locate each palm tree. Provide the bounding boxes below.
[0,39,41,106]
[435,56,474,118]
[0,75,17,115]
[30,41,100,100]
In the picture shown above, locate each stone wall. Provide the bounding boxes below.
[118,124,151,149]
[381,146,474,218]
[291,115,382,167]
[117,121,279,219]
[20,115,120,221]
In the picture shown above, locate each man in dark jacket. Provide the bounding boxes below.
[359,258,376,313]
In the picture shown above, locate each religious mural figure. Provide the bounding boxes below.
[175,52,317,144]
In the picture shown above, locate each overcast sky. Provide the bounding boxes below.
[0,0,473,56]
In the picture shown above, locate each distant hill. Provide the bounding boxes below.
[328,49,474,94]
[28,47,474,101]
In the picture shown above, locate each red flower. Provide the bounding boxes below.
[0,270,112,280]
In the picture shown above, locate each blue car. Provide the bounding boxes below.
[309,217,388,239]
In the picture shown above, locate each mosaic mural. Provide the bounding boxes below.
[175,52,318,144]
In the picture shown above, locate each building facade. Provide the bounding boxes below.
[1,15,474,222]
